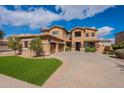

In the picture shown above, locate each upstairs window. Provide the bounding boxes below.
[91,33,95,37]
[75,32,81,37]
[52,31,59,35]
[86,33,89,37]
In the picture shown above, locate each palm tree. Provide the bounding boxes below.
[0,29,5,39]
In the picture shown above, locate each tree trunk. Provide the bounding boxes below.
[15,50,16,55]
[30,50,31,57]
[33,51,35,57]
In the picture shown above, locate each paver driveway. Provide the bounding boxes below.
[43,52,124,88]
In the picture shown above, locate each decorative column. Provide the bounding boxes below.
[71,42,75,51]
[55,43,59,53]
[64,42,66,51]
[42,42,50,55]
[80,42,84,51]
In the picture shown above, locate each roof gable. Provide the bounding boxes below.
[41,26,68,33]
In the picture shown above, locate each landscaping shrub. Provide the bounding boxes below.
[115,49,124,59]
[85,47,90,52]
[108,50,115,55]
[112,41,124,50]
[112,41,124,58]
[65,46,71,51]
[85,47,96,52]
[90,47,96,52]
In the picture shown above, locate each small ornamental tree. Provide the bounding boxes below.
[7,36,22,55]
[29,36,43,57]
[0,29,5,39]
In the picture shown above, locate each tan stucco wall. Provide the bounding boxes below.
[21,37,49,48]
[49,37,64,44]
[21,38,32,48]
[72,29,85,43]
[84,29,97,41]
[42,43,50,55]
[20,36,64,56]
[20,37,50,55]
[48,27,68,41]
[71,28,85,51]
[71,28,97,51]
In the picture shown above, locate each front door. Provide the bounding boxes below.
[24,41,28,48]
[75,42,81,51]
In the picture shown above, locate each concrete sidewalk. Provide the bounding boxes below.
[0,74,38,88]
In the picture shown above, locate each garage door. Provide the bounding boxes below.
[50,43,56,54]
[58,44,64,52]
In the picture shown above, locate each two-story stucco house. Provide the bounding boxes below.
[115,31,124,44]
[15,26,111,56]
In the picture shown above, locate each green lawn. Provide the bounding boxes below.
[0,56,62,86]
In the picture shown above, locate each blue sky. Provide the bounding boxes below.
[0,5,124,42]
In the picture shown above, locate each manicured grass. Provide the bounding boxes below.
[0,56,62,86]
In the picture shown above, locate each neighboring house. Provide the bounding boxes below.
[0,39,10,52]
[98,39,111,46]
[115,31,124,44]
[15,26,111,56]
[96,39,112,53]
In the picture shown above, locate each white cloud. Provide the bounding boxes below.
[56,5,114,21]
[0,6,60,29]
[109,38,115,44]
[0,5,114,29]
[97,26,114,38]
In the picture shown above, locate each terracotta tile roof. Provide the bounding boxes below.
[71,27,85,32]
[98,39,111,42]
[71,27,97,32]
[41,26,97,33]
[15,34,64,41]
[84,38,99,42]
[84,27,97,31]
[41,25,69,33]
